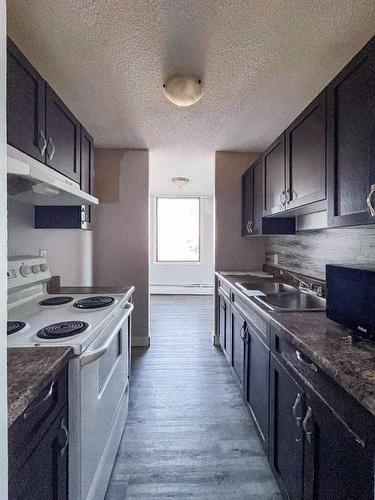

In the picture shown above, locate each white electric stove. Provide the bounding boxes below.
[7,255,135,500]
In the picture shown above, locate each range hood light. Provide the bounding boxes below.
[32,183,61,196]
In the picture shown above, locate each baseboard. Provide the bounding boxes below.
[132,336,151,347]
[150,285,214,295]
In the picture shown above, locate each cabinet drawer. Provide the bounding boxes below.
[272,329,373,446]
[9,365,68,472]
[232,293,270,346]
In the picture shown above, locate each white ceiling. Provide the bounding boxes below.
[7,0,375,153]
[149,152,214,195]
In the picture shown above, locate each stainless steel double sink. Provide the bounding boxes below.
[235,281,326,312]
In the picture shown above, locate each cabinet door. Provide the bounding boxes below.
[285,91,327,210]
[7,38,46,162]
[224,296,232,364]
[241,167,254,235]
[218,292,226,349]
[263,134,286,216]
[269,354,304,500]
[253,159,264,234]
[80,126,94,228]
[327,37,375,227]
[303,389,374,500]
[9,408,68,500]
[46,85,80,183]
[246,322,270,452]
[231,307,246,390]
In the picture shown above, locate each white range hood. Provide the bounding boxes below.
[7,145,99,206]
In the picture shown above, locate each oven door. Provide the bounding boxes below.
[79,302,133,499]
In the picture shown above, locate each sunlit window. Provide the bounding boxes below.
[156,197,200,262]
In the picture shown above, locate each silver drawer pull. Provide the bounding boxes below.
[292,393,303,427]
[296,350,317,372]
[24,381,55,419]
[38,129,47,156]
[60,418,69,457]
[302,406,313,444]
[367,184,375,216]
[47,136,56,161]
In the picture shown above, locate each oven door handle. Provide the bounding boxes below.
[80,303,134,367]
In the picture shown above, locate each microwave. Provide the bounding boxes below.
[326,264,375,342]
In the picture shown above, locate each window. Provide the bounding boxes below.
[156,197,200,262]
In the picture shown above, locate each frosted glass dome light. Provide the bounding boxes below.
[163,75,203,107]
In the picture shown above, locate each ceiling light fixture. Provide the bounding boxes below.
[171,177,190,189]
[163,75,203,107]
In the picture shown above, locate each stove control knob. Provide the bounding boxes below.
[20,265,32,277]
[40,263,48,272]
[31,264,40,274]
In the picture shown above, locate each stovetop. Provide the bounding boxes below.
[7,291,131,354]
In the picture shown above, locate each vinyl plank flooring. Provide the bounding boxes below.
[105,295,281,500]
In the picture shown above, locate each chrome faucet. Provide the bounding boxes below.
[280,270,323,297]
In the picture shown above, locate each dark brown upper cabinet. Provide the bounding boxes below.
[242,158,295,236]
[285,91,327,211]
[7,38,47,163]
[263,134,286,216]
[46,85,81,183]
[7,38,87,189]
[242,165,255,235]
[327,36,375,227]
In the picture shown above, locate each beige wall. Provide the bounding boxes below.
[215,151,265,271]
[93,149,149,345]
[8,198,93,286]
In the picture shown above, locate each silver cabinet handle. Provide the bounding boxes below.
[38,129,47,156]
[367,184,375,216]
[285,188,291,204]
[60,418,69,457]
[47,136,56,160]
[302,406,313,444]
[296,350,317,372]
[279,190,286,206]
[239,322,247,341]
[292,393,303,427]
[24,381,54,419]
[246,220,253,233]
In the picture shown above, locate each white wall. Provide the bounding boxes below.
[149,151,214,291]
[8,198,93,286]
[0,0,8,494]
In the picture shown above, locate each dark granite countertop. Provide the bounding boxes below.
[217,271,375,418]
[8,347,73,428]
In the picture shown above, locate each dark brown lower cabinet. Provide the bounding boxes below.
[216,286,375,499]
[269,354,304,500]
[303,387,374,500]
[231,306,246,389]
[218,291,232,363]
[9,407,68,500]
[245,322,270,452]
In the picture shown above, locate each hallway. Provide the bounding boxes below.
[105,295,281,499]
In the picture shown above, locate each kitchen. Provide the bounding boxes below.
[1,1,375,499]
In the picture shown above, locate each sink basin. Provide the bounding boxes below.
[254,292,326,312]
[235,281,298,295]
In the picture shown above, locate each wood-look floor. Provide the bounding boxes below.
[105,295,281,499]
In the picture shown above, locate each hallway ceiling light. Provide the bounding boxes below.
[171,177,190,188]
[163,76,203,107]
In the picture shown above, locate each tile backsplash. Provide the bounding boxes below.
[265,225,375,279]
